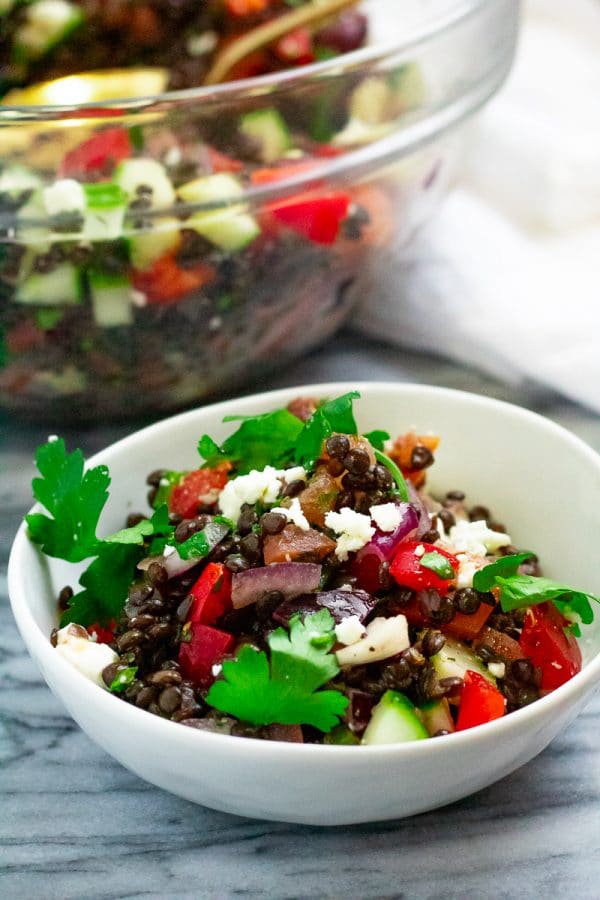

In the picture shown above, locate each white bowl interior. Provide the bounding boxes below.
[9,382,600,824]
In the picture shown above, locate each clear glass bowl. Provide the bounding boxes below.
[0,0,519,421]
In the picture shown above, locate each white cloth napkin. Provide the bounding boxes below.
[353,0,600,413]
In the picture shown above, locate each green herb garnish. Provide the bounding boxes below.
[420,551,455,580]
[27,439,174,626]
[473,554,599,634]
[198,408,303,474]
[294,391,359,468]
[109,666,138,693]
[206,610,348,731]
[171,519,231,560]
[363,429,390,451]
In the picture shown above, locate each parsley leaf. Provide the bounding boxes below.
[27,439,176,627]
[373,449,409,502]
[294,391,360,468]
[198,409,303,474]
[495,575,598,626]
[206,610,348,731]
[420,551,455,580]
[363,429,390,450]
[473,553,535,593]
[473,555,599,631]
[60,542,143,627]
[104,505,170,545]
[109,666,138,693]
[26,439,110,562]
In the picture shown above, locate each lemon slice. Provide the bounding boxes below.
[1,67,168,107]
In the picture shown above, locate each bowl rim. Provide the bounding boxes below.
[0,0,491,116]
[9,380,600,761]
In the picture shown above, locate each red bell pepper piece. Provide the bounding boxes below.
[456,670,506,731]
[226,0,270,16]
[131,255,215,306]
[519,602,582,691]
[59,127,132,178]
[444,602,494,641]
[178,622,235,687]
[251,164,350,245]
[189,563,232,626]
[390,541,459,596]
[168,463,232,519]
[207,146,244,174]
[399,593,493,640]
[87,620,116,644]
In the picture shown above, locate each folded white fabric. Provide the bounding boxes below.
[352,0,600,413]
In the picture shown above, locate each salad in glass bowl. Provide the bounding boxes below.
[28,391,599,745]
[0,1,519,419]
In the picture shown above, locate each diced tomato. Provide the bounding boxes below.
[390,541,459,596]
[455,670,506,731]
[88,620,116,644]
[178,622,235,688]
[227,49,272,80]
[59,127,132,177]
[131,255,215,306]
[262,524,337,565]
[188,563,232,626]
[251,160,322,186]
[169,463,232,519]
[519,602,582,691]
[274,27,314,65]
[444,602,494,642]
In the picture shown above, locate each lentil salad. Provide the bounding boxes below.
[30,391,599,743]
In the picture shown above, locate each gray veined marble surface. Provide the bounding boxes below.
[1,333,600,900]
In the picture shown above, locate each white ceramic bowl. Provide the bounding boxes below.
[8,382,600,825]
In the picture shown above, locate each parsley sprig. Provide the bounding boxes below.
[473,553,599,633]
[198,391,362,474]
[26,439,173,627]
[206,610,348,731]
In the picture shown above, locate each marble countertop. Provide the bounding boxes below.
[2,334,599,899]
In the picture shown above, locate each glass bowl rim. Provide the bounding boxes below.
[0,0,490,117]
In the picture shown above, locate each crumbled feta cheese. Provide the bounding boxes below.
[414,543,426,558]
[324,507,375,561]
[281,466,306,484]
[447,519,511,556]
[488,662,506,679]
[269,497,310,531]
[334,615,367,646]
[55,624,118,688]
[164,146,182,168]
[455,552,488,589]
[186,29,217,57]
[336,615,409,667]
[43,178,85,217]
[218,465,305,523]
[370,502,401,533]
[163,544,176,557]
[47,434,58,442]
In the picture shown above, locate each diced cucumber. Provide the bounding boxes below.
[128,216,181,270]
[89,270,134,327]
[17,190,52,250]
[14,262,82,306]
[179,174,260,252]
[431,637,496,686]
[417,698,455,737]
[361,691,428,746]
[388,63,426,111]
[240,107,291,163]
[14,0,83,61]
[0,165,42,199]
[114,158,176,210]
[42,179,86,218]
[83,183,127,241]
